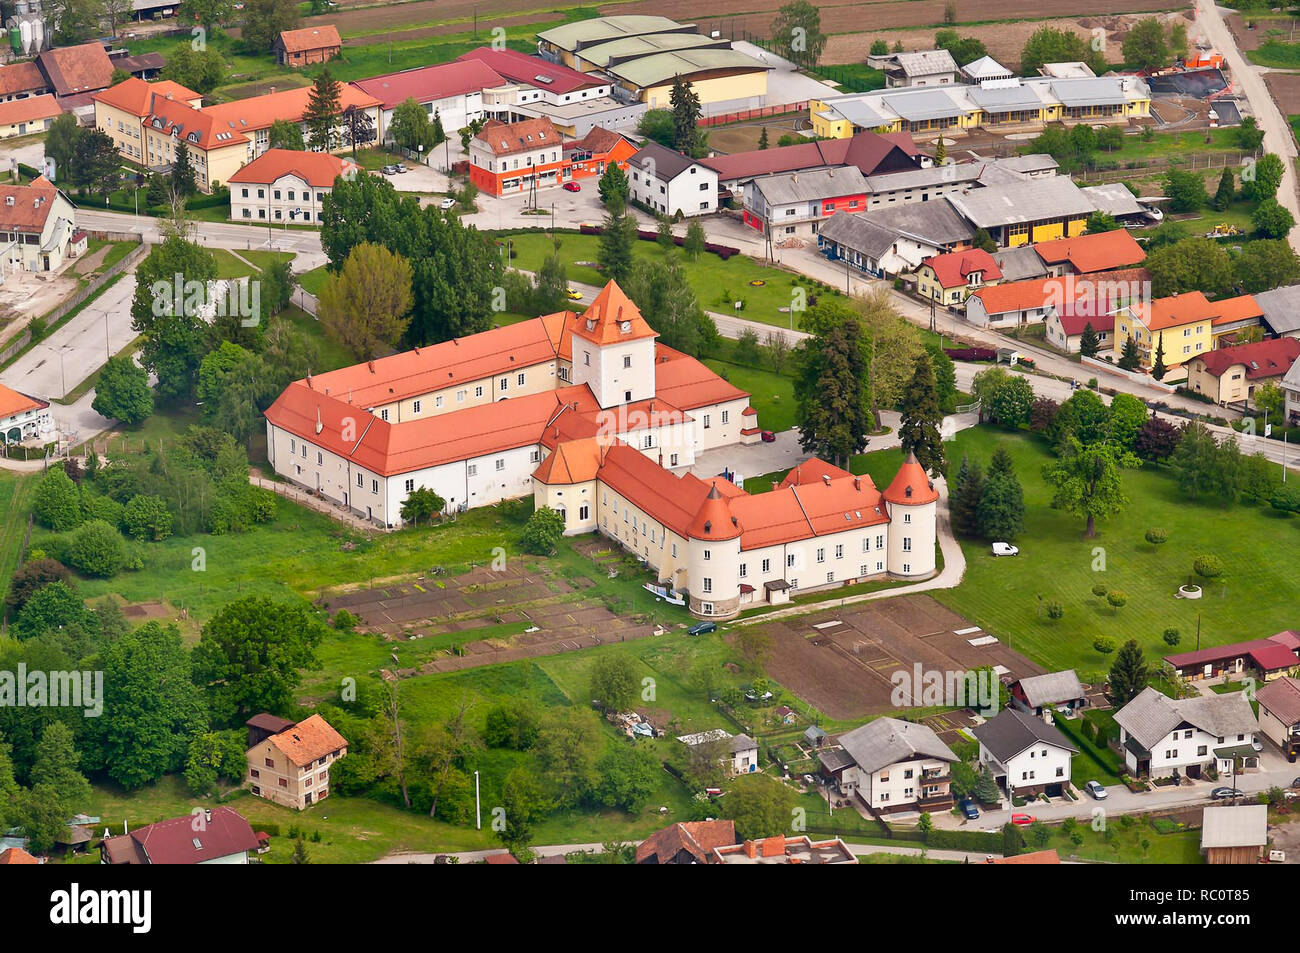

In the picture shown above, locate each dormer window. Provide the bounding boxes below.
[905,486,913,498]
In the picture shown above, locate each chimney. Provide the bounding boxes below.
[822,474,831,486]
[269,86,276,95]
[367,360,375,372]
[771,481,779,491]
[744,840,759,859]
[853,477,861,490]
[204,809,212,823]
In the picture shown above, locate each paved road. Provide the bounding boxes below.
[1196,0,1300,254]
[374,840,1001,864]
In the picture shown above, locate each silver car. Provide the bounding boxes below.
[1085,780,1107,800]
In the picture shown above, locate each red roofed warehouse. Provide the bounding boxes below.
[228,149,360,224]
[245,712,348,810]
[275,25,342,68]
[468,117,635,196]
[101,807,260,864]
[1184,336,1300,407]
[263,280,938,618]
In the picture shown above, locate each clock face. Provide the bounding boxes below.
[621,321,631,332]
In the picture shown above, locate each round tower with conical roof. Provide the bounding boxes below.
[882,451,939,578]
[686,481,743,619]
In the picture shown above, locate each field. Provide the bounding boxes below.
[500,231,843,330]
[932,427,1300,680]
[1266,72,1300,120]
[0,470,33,604]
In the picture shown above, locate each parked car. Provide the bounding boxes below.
[566,288,584,301]
[1085,780,1108,800]
[760,430,776,442]
[394,164,407,173]
[991,542,1019,557]
[1010,813,1036,826]
[1252,738,1264,752]
[562,182,581,192]
[1211,787,1243,799]
[1292,777,1300,789]
[960,799,980,819]
[439,197,457,210]
[381,165,399,175]
[687,621,717,636]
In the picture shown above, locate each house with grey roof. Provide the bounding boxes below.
[1010,670,1086,716]
[884,49,961,88]
[729,733,758,774]
[744,166,870,239]
[820,717,957,814]
[992,245,1049,283]
[627,141,718,217]
[971,708,1077,798]
[1254,676,1300,757]
[961,55,1013,83]
[1113,687,1259,780]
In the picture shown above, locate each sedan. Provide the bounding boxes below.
[687,621,717,636]
[1085,780,1108,800]
[960,799,980,820]
[1211,787,1244,800]
[1010,813,1036,827]
[394,165,408,173]
[381,165,399,175]
[439,197,457,210]
[991,542,1019,557]
[1252,738,1264,752]
[562,182,581,192]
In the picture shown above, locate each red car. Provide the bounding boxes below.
[760,430,776,442]
[1010,813,1036,826]
[562,182,581,192]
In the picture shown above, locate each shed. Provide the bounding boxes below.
[1201,805,1268,864]
[804,725,828,747]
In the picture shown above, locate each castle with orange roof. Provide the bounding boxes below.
[264,281,937,618]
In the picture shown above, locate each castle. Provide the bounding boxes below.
[264,281,938,618]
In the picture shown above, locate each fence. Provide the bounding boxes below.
[1081,354,1177,393]
[699,102,809,127]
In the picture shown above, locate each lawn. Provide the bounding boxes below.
[499,231,846,331]
[211,248,260,279]
[0,469,34,607]
[1036,818,1202,864]
[1249,40,1300,69]
[702,358,796,432]
[296,264,329,297]
[930,427,1300,679]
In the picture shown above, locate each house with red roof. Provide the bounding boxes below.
[264,281,938,617]
[913,248,1001,307]
[245,712,348,810]
[1255,672,1300,757]
[1184,336,1300,408]
[1032,229,1146,276]
[228,148,359,224]
[274,25,342,68]
[0,93,60,139]
[353,59,506,137]
[0,382,52,445]
[0,176,81,273]
[100,807,260,864]
[1163,633,1300,683]
[92,77,203,166]
[1045,300,1118,353]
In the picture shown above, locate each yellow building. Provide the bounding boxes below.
[1114,292,1217,372]
[947,177,1092,248]
[92,77,203,166]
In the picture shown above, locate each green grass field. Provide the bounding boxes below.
[501,231,844,331]
[1249,39,1300,69]
[931,427,1300,679]
[0,470,34,602]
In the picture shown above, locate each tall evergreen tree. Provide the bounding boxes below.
[171,143,198,197]
[977,468,1026,541]
[1213,167,1234,211]
[898,353,947,476]
[1152,332,1167,381]
[303,67,343,152]
[758,127,769,150]
[1079,321,1100,358]
[949,456,984,537]
[987,446,1015,480]
[669,77,702,156]
[1118,336,1141,371]
[1109,639,1149,704]
[597,204,638,285]
[795,317,871,466]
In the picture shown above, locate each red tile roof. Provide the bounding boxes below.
[688,481,743,540]
[1165,638,1300,672]
[38,42,115,97]
[475,116,562,157]
[1189,336,1300,380]
[1210,293,1264,327]
[571,280,657,346]
[652,345,747,410]
[0,62,47,98]
[1033,229,1146,273]
[0,383,48,419]
[0,847,38,864]
[778,456,854,487]
[266,713,348,767]
[882,451,938,504]
[353,59,506,110]
[104,807,259,865]
[0,182,62,233]
[278,25,342,54]
[921,248,1002,288]
[635,820,737,863]
[92,77,200,116]
[0,94,60,126]
[1130,291,1217,332]
[148,94,248,150]
[1053,302,1115,337]
[227,148,358,188]
[1255,677,1300,727]
[701,130,917,182]
[456,47,604,95]
[203,83,381,136]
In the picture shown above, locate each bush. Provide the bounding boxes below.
[520,506,565,556]
[1144,527,1168,549]
[1193,554,1224,580]
[1106,590,1128,612]
[1093,636,1116,654]
[1091,583,1108,598]
[65,519,128,578]
[32,467,83,532]
[122,494,174,541]
[1046,602,1064,621]
[1163,627,1181,647]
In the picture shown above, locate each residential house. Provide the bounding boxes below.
[244,712,348,809]
[228,148,359,224]
[713,834,857,864]
[701,129,919,195]
[1201,805,1269,864]
[823,716,958,814]
[0,94,60,139]
[627,141,717,217]
[1285,356,1300,426]
[1208,293,1265,348]
[34,43,117,115]
[913,248,1002,307]
[742,166,870,239]
[1255,674,1300,759]
[0,177,80,272]
[0,847,40,864]
[992,245,1049,283]
[1184,337,1300,408]
[1113,687,1259,780]
[774,705,796,725]
[109,50,167,80]
[1009,670,1086,717]
[635,819,737,863]
[1045,304,1115,354]
[352,59,506,141]
[987,849,1061,864]
[1032,229,1146,276]
[730,733,758,774]
[92,77,203,167]
[0,383,52,444]
[883,49,961,89]
[966,278,1062,328]
[818,201,974,278]
[274,25,342,68]
[100,807,260,864]
[972,708,1077,798]
[1163,633,1300,683]
[468,117,635,197]
[947,176,1093,247]
[1253,284,1300,341]
[1114,291,1231,375]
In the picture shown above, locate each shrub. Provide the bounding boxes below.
[122,494,174,541]
[1163,627,1181,647]
[520,506,565,556]
[1193,554,1224,580]
[1091,583,1108,598]
[332,609,358,632]
[65,519,127,578]
[1144,528,1168,550]
[1106,590,1128,612]
[1045,602,1064,621]
[32,467,83,532]
[1093,636,1116,654]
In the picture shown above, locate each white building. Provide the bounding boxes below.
[822,717,957,814]
[676,729,756,775]
[1113,687,1260,780]
[0,383,52,444]
[0,177,81,273]
[972,708,1077,798]
[627,141,717,217]
[263,281,939,619]
[883,49,961,88]
[227,149,359,225]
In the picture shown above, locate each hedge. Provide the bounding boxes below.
[577,222,740,259]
